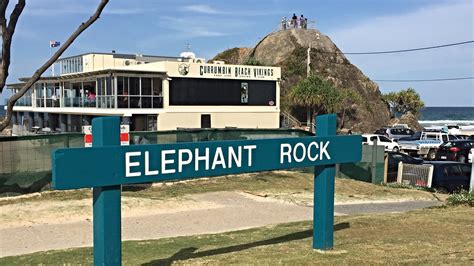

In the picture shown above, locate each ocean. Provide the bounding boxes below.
[419,107,474,128]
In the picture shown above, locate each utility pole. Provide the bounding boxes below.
[307,44,311,77]
[307,33,320,77]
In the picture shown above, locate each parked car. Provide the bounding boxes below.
[398,131,450,160]
[362,134,400,152]
[436,140,474,163]
[374,127,415,140]
[427,162,472,193]
[386,151,423,182]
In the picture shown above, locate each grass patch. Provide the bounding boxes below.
[383,182,436,192]
[0,171,438,206]
[1,206,472,264]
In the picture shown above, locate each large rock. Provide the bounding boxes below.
[389,112,423,131]
[211,29,392,132]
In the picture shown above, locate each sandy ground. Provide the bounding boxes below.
[0,191,441,257]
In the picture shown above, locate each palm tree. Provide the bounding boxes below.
[338,89,362,129]
[383,88,425,117]
[289,75,339,126]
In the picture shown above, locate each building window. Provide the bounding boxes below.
[117,76,162,109]
[169,78,276,106]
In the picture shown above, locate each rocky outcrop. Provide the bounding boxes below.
[211,29,392,132]
[210,47,251,65]
[389,112,423,131]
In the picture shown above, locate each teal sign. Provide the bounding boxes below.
[52,115,362,265]
[53,135,360,190]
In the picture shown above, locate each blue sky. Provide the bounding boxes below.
[2,0,473,106]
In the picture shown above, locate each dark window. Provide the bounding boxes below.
[152,78,162,96]
[142,78,152,95]
[201,114,211,128]
[444,165,462,176]
[169,78,276,106]
[130,77,140,95]
[461,165,471,176]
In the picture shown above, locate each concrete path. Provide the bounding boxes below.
[0,191,441,257]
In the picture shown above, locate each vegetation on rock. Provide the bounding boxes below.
[383,88,425,117]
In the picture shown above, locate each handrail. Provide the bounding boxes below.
[281,110,302,128]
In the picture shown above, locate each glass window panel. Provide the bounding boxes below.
[152,78,162,96]
[117,76,125,95]
[141,78,152,95]
[130,77,139,95]
[106,76,112,95]
[152,97,163,108]
[118,96,128,108]
[169,78,276,106]
[130,96,140,108]
[141,97,152,108]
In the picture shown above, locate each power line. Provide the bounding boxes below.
[340,40,474,55]
[373,76,474,82]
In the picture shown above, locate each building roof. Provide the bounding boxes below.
[57,52,183,62]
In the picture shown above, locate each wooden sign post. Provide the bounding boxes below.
[52,114,361,265]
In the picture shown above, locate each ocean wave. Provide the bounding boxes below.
[419,120,474,125]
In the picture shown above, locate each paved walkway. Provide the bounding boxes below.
[0,191,441,257]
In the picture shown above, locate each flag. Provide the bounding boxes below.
[49,41,60,48]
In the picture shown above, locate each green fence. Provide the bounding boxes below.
[0,129,311,196]
[0,130,385,195]
[338,145,385,184]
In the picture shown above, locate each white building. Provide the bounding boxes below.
[7,52,281,134]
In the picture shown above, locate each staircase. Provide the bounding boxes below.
[281,111,302,129]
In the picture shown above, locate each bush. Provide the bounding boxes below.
[447,190,474,207]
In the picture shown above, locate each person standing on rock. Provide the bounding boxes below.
[300,15,305,29]
[292,13,298,28]
[281,16,287,30]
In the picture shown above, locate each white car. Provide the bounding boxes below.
[362,134,400,152]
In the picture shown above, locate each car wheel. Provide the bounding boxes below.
[392,147,399,152]
[427,149,436,161]
[457,155,466,163]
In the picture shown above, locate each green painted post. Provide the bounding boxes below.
[92,117,122,265]
[313,114,336,250]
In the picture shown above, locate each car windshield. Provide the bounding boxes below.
[411,132,421,139]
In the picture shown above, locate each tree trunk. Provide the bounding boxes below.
[306,107,311,126]
[340,108,346,129]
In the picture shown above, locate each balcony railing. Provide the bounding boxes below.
[15,97,32,107]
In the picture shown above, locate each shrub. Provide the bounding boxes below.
[447,190,474,207]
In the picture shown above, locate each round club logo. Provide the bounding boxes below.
[178,63,190,76]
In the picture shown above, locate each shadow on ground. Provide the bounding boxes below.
[143,222,350,266]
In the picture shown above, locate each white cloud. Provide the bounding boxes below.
[181,4,221,14]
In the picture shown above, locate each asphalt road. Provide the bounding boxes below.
[0,191,441,257]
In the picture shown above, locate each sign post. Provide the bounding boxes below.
[313,114,336,249]
[52,115,362,263]
[91,117,122,265]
